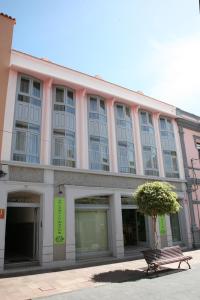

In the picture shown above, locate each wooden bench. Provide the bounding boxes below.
[142,246,192,274]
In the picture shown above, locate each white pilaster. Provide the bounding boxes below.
[76,89,88,169]
[41,186,54,266]
[132,106,143,175]
[65,188,76,263]
[153,112,165,177]
[40,78,53,165]
[110,192,124,258]
[107,98,118,172]
[1,70,17,161]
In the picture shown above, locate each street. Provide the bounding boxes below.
[38,263,200,300]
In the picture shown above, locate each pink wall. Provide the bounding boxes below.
[184,128,200,166]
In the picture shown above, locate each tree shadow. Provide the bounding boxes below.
[91,267,187,283]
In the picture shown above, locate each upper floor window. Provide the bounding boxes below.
[115,104,136,174]
[196,142,200,159]
[52,86,76,167]
[12,75,42,163]
[88,95,109,171]
[139,111,159,176]
[159,117,179,178]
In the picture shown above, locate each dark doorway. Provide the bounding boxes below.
[122,209,137,246]
[5,207,39,264]
[122,209,147,247]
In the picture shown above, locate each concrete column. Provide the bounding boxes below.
[131,106,143,175]
[107,98,118,172]
[65,188,76,264]
[153,112,165,177]
[41,186,54,266]
[1,70,17,161]
[165,215,173,247]
[40,78,53,165]
[110,192,124,258]
[179,198,193,248]
[76,89,88,169]
[0,187,7,271]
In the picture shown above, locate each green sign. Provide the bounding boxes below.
[159,215,167,236]
[54,197,65,245]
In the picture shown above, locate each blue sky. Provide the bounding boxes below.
[1,0,200,115]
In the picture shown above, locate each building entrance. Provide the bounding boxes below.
[4,192,40,265]
[122,209,147,247]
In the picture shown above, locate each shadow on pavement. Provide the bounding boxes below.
[92,267,187,283]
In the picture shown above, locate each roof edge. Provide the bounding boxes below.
[11,49,176,111]
[0,12,16,23]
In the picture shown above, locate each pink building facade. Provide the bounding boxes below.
[176,109,200,247]
[0,13,192,273]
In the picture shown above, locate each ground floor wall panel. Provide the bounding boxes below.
[0,166,191,272]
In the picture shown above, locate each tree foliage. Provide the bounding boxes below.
[134,181,181,249]
[134,181,181,217]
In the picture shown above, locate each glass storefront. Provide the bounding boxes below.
[75,209,109,255]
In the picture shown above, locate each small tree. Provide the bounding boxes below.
[134,181,181,249]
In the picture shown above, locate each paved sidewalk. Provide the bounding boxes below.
[0,249,199,300]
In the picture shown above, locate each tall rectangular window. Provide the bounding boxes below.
[12,75,42,163]
[196,142,200,159]
[115,104,136,173]
[52,86,76,167]
[139,111,159,176]
[88,96,109,171]
[159,117,179,178]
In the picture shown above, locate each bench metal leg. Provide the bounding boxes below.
[146,264,158,275]
[178,260,191,269]
[185,260,191,269]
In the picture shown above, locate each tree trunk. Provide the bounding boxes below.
[152,215,158,249]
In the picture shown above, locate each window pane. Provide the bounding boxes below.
[160,118,166,130]
[31,98,41,106]
[18,94,30,103]
[67,90,74,106]
[29,124,40,132]
[90,97,97,111]
[100,100,105,114]
[172,155,178,171]
[125,106,131,118]
[143,147,152,168]
[15,121,28,129]
[20,78,30,94]
[54,138,64,157]
[117,105,123,119]
[56,88,64,103]
[140,112,147,124]
[54,104,65,111]
[148,113,153,125]
[15,131,26,151]
[32,81,41,98]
